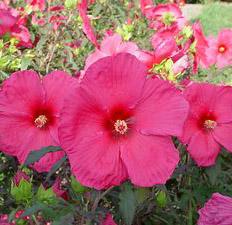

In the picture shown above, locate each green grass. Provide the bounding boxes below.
[196,2,232,36]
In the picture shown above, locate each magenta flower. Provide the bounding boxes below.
[198,193,232,225]
[146,3,186,31]
[0,70,76,172]
[206,29,232,69]
[181,83,232,166]
[59,53,189,189]
[101,214,117,225]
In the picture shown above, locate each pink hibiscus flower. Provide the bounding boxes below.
[146,3,186,31]
[181,82,232,166]
[0,70,76,172]
[198,193,232,225]
[192,22,209,73]
[59,53,189,189]
[206,29,232,69]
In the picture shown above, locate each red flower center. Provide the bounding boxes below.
[114,120,128,135]
[203,119,217,130]
[34,115,48,128]
[218,45,226,53]
[103,105,134,138]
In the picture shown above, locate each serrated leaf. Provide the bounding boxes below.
[24,146,61,166]
[119,183,137,225]
[20,203,46,217]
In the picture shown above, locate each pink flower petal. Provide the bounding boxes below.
[187,131,220,167]
[198,193,232,225]
[135,78,189,137]
[121,133,179,186]
[213,123,232,153]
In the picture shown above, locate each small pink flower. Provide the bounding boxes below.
[59,53,189,189]
[198,193,232,225]
[0,214,13,225]
[181,83,232,166]
[0,70,76,172]
[26,0,46,11]
[13,170,30,186]
[206,29,232,69]
[146,3,186,31]
[101,214,117,225]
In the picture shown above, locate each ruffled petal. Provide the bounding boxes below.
[198,193,232,225]
[121,133,179,186]
[187,131,220,167]
[81,53,147,109]
[213,123,232,153]
[135,78,189,137]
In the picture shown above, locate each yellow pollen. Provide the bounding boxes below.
[34,115,48,128]
[114,120,128,135]
[204,119,217,130]
[218,46,226,53]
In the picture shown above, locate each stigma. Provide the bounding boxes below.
[34,115,48,128]
[114,120,128,135]
[204,119,217,130]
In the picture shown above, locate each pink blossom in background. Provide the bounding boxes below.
[192,22,209,72]
[0,9,17,36]
[101,214,117,225]
[13,170,30,186]
[198,193,232,225]
[0,214,13,225]
[26,0,46,11]
[146,3,186,31]
[140,0,154,17]
[59,53,189,189]
[77,0,98,47]
[181,83,232,166]
[206,29,232,69]
[83,33,142,73]
[0,3,32,48]
[0,70,77,172]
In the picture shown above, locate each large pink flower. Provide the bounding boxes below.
[198,193,232,225]
[181,82,232,166]
[0,70,76,172]
[206,29,232,69]
[59,53,189,189]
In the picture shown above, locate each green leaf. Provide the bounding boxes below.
[119,183,137,225]
[21,57,31,70]
[24,146,61,166]
[36,185,57,204]
[20,203,46,217]
[70,175,86,194]
[65,0,78,9]
[11,179,33,204]
[135,187,150,204]
[46,156,67,181]
[156,190,167,208]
